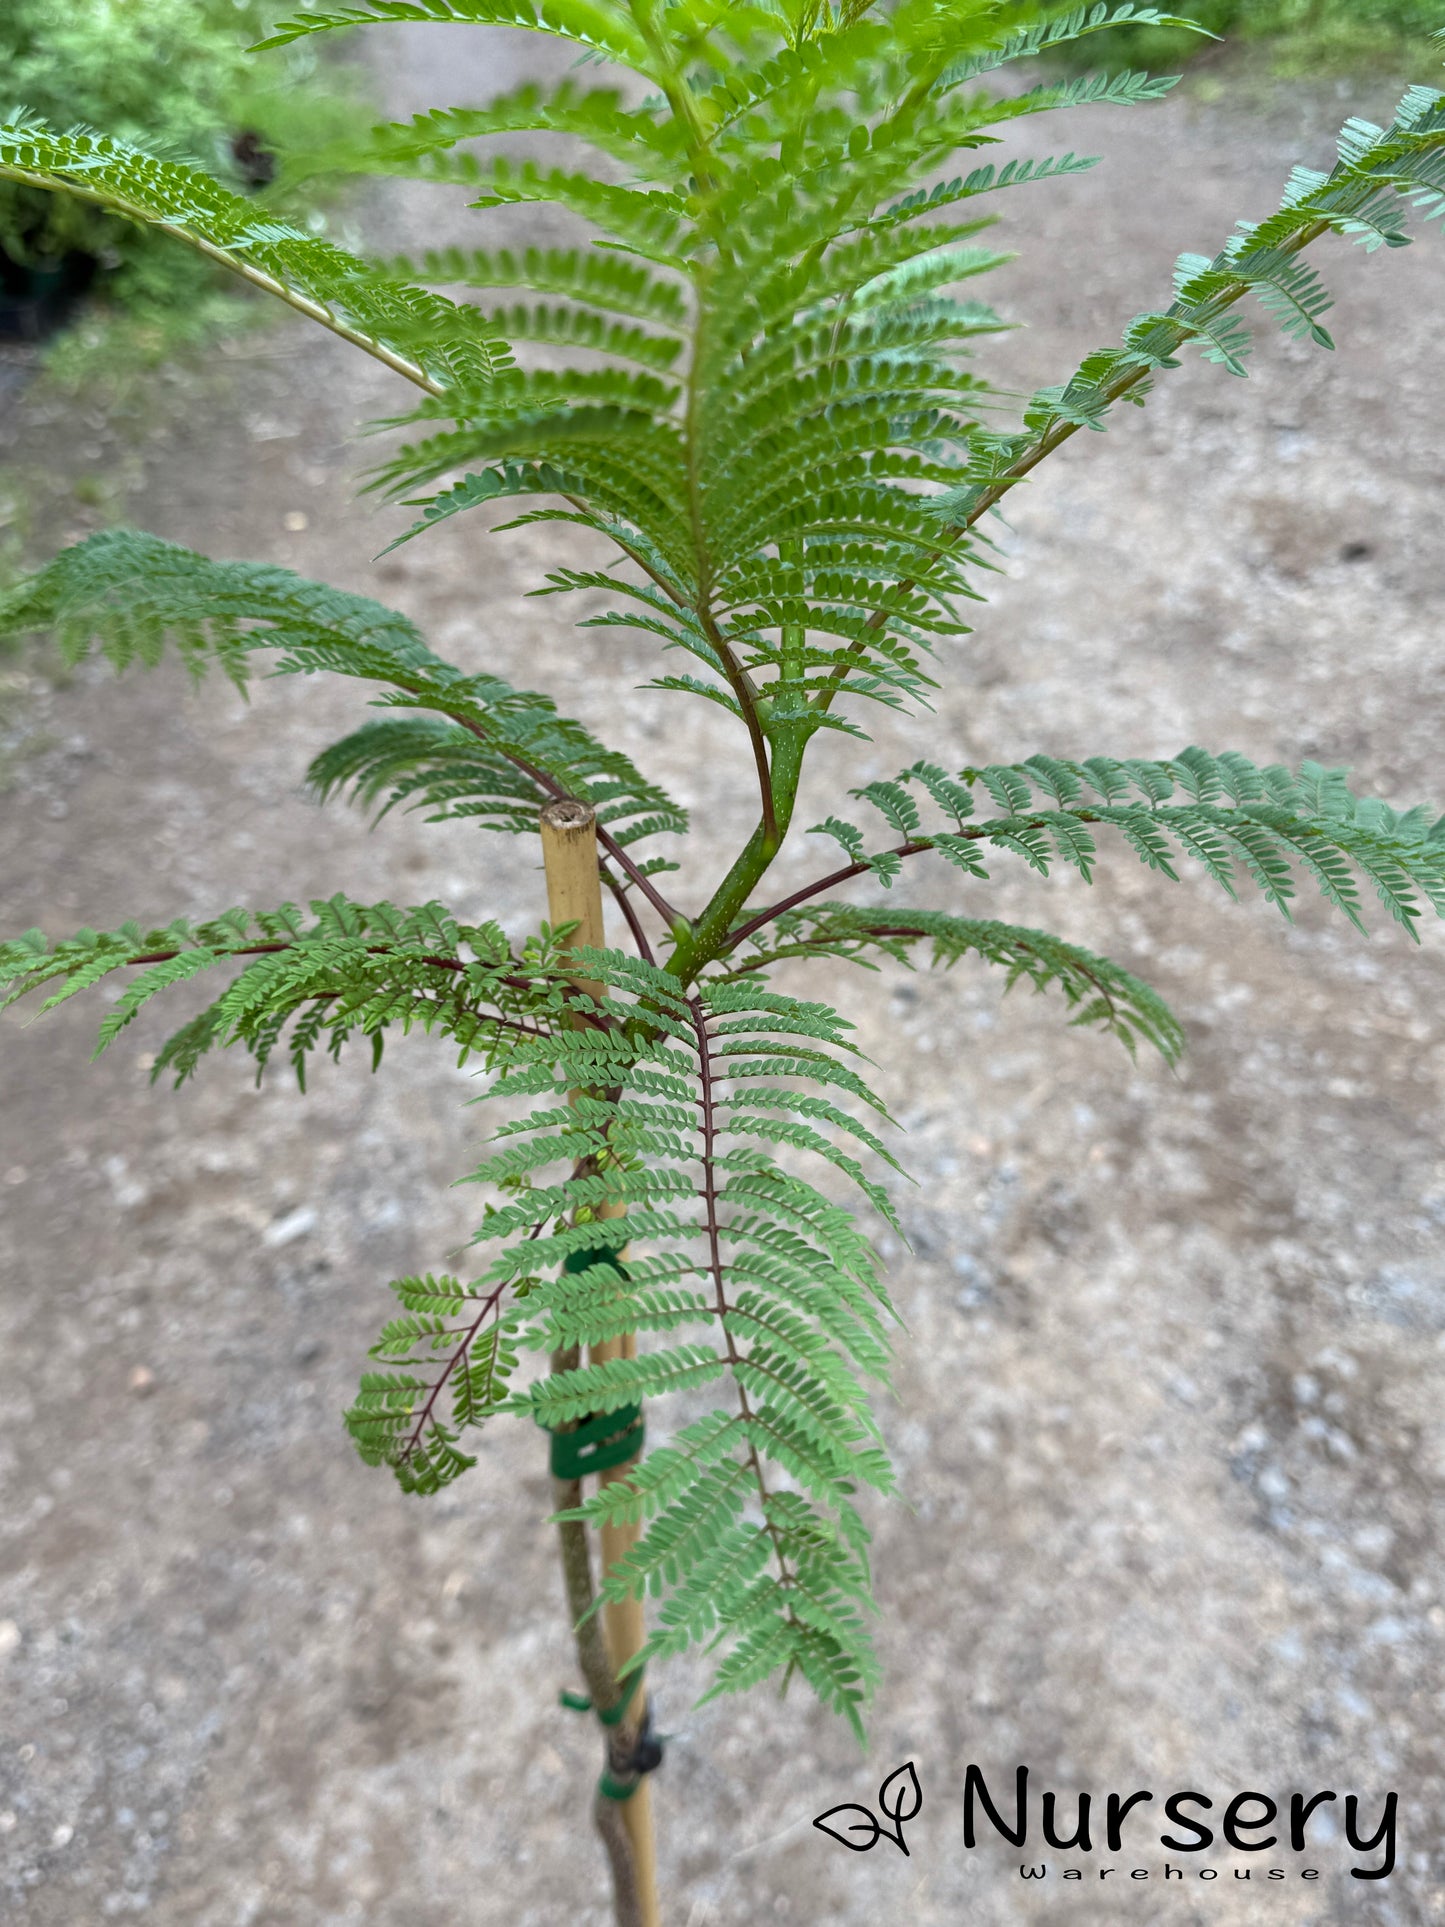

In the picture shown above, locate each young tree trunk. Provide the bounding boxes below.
[541,800,661,1927]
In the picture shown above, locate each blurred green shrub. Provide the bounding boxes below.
[1051,1,1442,74]
[1,0,363,368]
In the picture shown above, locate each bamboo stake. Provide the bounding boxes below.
[540,799,661,1927]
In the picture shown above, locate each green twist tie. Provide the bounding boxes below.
[542,1245,644,1479]
[558,1666,643,1728]
[543,1400,644,1480]
[561,1672,660,1800]
[563,1243,629,1280]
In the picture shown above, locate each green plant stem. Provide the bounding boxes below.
[684,281,777,850]
[632,0,723,203]
[667,723,808,982]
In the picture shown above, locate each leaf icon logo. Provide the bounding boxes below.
[878,1761,923,1835]
[813,1762,922,1856]
[812,1803,884,1852]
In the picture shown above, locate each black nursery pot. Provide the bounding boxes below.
[0,246,99,341]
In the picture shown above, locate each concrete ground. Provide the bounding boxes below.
[2,24,1444,1926]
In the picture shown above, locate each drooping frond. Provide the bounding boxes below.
[0,895,578,1088]
[347,1272,527,1495]
[0,525,447,682]
[720,902,1185,1064]
[306,713,685,849]
[0,530,686,855]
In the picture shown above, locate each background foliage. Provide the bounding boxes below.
[1047,0,1444,73]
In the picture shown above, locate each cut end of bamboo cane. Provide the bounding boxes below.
[540,798,597,833]
[539,801,607,981]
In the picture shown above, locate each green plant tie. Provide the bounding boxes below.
[550,1245,659,1798]
[558,1665,643,1727]
[560,1670,660,1799]
[543,1400,645,1480]
[542,1246,644,1478]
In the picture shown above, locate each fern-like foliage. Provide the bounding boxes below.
[0,895,582,1086]
[2,1,1444,1744]
[348,1271,527,1494]
[721,903,1187,1064]
[934,83,1445,524]
[466,949,900,1731]
[742,750,1445,946]
[0,530,687,883]
[0,113,512,392]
